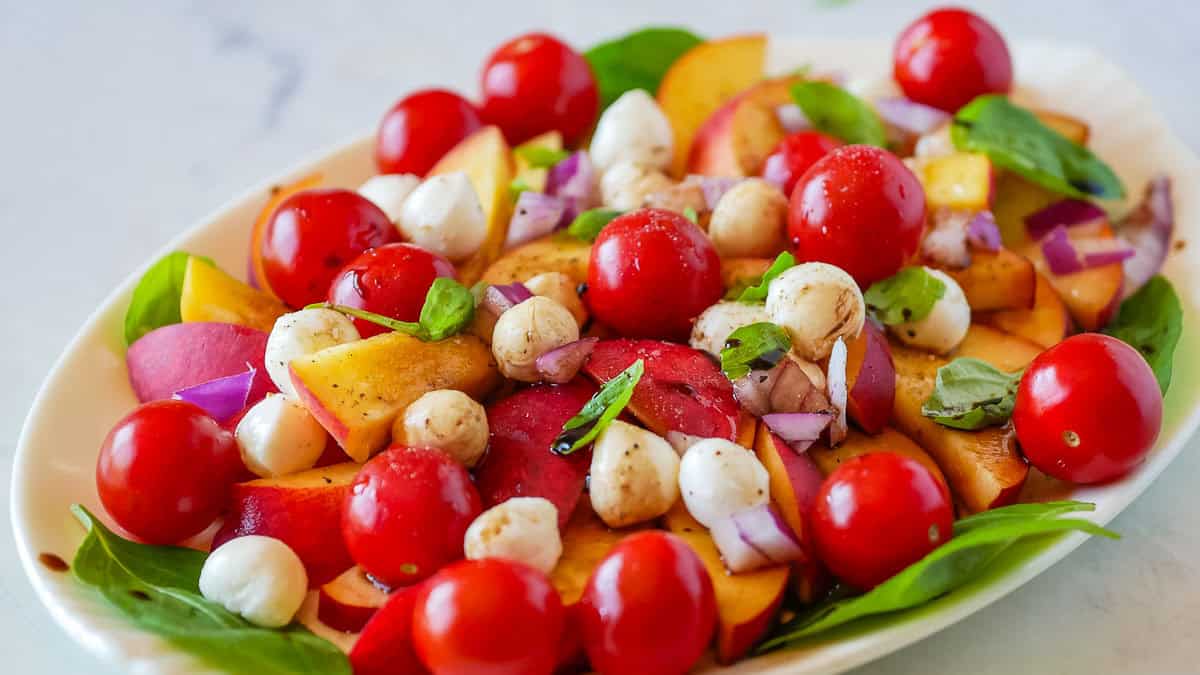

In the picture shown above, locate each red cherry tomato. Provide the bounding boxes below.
[788,145,926,287]
[811,452,953,589]
[260,189,399,308]
[327,243,457,338]
[893,8,1013,112]
[587,208,722,341]
[1014,334,1162,484]
[342,445,481,587]
[376,89,483,176]
[761,131,843,197]
[96,400,242,545]
[579,531,716,675]
[480,32,598,146]
[413,559,564,675]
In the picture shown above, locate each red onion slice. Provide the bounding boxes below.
[481,282,533,317]
[684,175,742,210]
[535,337,598,384]
[827,338,848,446]
[711,503,805,574]
[546,151,599,209]
[506,192,565,248]
[494,282,533,305]
[1119,176,1173,298]
[775,103,810,134]
[965,211,1002,252]
[1041,226,1136,275]
[875,97,951,137]
[1025,199,1107,239]
[761,412,832,452]
[760,153,790,191]
[172,365,256,424]
[1041,226,1084,274]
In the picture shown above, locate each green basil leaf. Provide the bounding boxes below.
[584,27,704,109]
[720,322,792,380]
[553,359,645,455]
[418,277,476,341]
[864,266,946,325]
[306,302,423,336]
[567,208,624,242]
[789,81,887,147]
[952,95,1124,200]
[124,252,214,345]
[922,357,1021,430]
[69,505,350,675]
[682,206,699,224]
[1104,276,1182,394]
[737,252,796,303]
[515,145,569,169]
[509,176,533,201]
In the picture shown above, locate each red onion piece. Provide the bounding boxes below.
[761,413,832,452]
[760,153,790,191]
[827,338,848,446]
[775,103,810,134]
[1041,226,1136,275]
[965,211,1002,251]
[711,504,805,573]
[494,282,533,305]
[1081,247,1136,267]
[665,430,705,456]
[1025,199,1107,239]
[506,192,565,248]
[1119,176,1174,298]
[172,366,256,424]
[546,151,599,209]
[1041,226,1084,274]
[481,282,533,317]
[733,359,830,418]
[535,337,598,385]
[875,97,951,138]
[922,209,972,269]
[710,517,772,573]
[684,175,742,210]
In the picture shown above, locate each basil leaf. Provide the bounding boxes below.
[515,145,569,169]
[721,323,792,380]
[509,176,533,201]
[69,505,350,675]
[418,277,476,341]
[124,252,214,345]
[758,500,1117,650]
[864,266,946,325]
[789,81,887,147]
[952,95,1124,200]
[307,302,423,335]
[737,252,796,303]
[567,208,624,242]
[584,27,703,109]
[553,359,645,455]
[1104,275,1182,394]
[682,206,699,224]
[922,357,1021,430]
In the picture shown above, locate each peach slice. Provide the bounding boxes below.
[941,247,1037,311]
[917,152,994,212]
[954,323,1043,371]
[978,272,1072,348]
[179,257,288,332]
[721,257,772,294]
[126,322,275,404]
[478,233,592,286]
[1034,109,1090,145]
[1019,221,1124,330]
[317,566,388,633]
[844,320,896,434]
[687,76,802,177]
[809,427,947,489]
[248,173,322,300]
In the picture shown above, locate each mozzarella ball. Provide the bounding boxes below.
[265,308,360,399]
[589,89,674,173]
[914,124,954,158]
[600,161,675,210]
[524,272,588,326]
[678,438,770,527]
[892,268,971,354]
[357,173,419,224]
[689,301,770,357]
[707,179,788,258]
[491,296,580,382]
[463,497,562,574]
[199,535,307,628]
[394,390,488,467]
[398,172,486,261]
[766,263,866,361]
[589,421,680,528]
[235,394,329,478]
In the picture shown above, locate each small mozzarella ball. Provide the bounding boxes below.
[357,173,419,224]
[600,161,675,210]
[892,268,971,354]
[394,390,488,467]
[199,535,307,628]
[524,272,588,326]
[589,89,674,173]
[491,296,580,382]
[678,438,770,528]
[707,179,788,258]
[766,263,866,361]
[265,309,360,399]
[843,75,901,102]
[235,394,328,478]
[463,497,562,574]
[398,172,486,261]
[689,301,770,357]
[589,421,680,528]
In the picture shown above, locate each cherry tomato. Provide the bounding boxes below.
[96,400,242,544]
[788,145,926,287]
[480,32,598,146]
[1014,334,1162,484]
[761,131,843,197]
[413,559,564,675]
[260,188,399,309]
[342,445,481,587]
[587,208,722,341]
[893,8,1013,112]
[376,89,483,176]
[811,452,953,589]
[579,531,716,675]
[327,243,457,338]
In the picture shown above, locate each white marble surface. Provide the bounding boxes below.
[3,1,1199,672]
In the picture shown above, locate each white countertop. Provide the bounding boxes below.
[3,1,1199,672]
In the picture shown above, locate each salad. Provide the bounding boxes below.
[61,7,1183,675]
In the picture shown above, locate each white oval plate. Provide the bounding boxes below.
[11,37,1200,675]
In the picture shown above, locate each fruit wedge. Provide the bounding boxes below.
[317,566,388,632]
[978,272,1072,348]
[844,320,896,434]
[551,502,642,606]
[941,247,1037,311]
[687,75,802,177]
[722,257,772,294]
[248,173,322,300]
[1019,222,1124,330]
[917,152,994,211]
[954,323,1043,371]
[126,322,276,404]
[179,257,288,332]
[809,427,947,488]
[479,234,592,286]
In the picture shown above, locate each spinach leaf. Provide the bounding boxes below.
[553,359,644,455]
[864,267,946,325]
[124,252,213,345]
[720,322,792,380]
[789,81,887,147]
[922,357,1021,430]
[736,252,796,303]
[584,28,703,109]
[1104,275,1183,394]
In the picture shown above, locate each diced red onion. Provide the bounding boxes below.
[733,359,829,418]
[1025,199,1107,239]
[875,97,951,137]
[965,211,1002,251]
[827,338,848,447]
[1041,226,1136,275]
[506,192,565,248]
[494,282,533,305]
[761,412,832,452]
[760,153,790,191]
[665,430,706,456]
[1119,175,1174,298]
[1041,226,1083,274]
[922,209,972,269]
[711,504,805,574]
[535,337,598,384]
[775,103,810,134]
[546,151,599,209]
[172,365,256,424]
[481,282,533,316]
[684,175,742,210]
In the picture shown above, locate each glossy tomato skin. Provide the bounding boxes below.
[788,145,926,288]
[261,188,399,308]
[342,445,482,587]
[811,452,953,590]
[587,208,723,341]
[893,8,1013,112]
[327,243,457,337]
[96,400,242,545]
[761,131,843,197]
[376,89,483,176]
[579,531,716,675]
[480,32,598,146]
[1013,334,1162,484]
[413,559,564,675]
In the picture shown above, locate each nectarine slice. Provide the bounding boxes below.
[941,247,1037,311]
[979,272,1072,348]
[318,566,388,633]
[722,257,772,295]
[844,320,896,434]
[917,152,994,212]
[479,234,592,286]
[687,76,802,177]
[248,173,322,300]
[551,502,643,606]
[1019,221,1124,330]
[809,427,947,489]
[179,256,288,332]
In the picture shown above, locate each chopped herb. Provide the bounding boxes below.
[922,357,1021,430]
[864,267,946,325]
[567,208,624,242]
[553,359,644,455]
[737,252,796,303]
[720,323,792,380]
[515,145,570,169]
